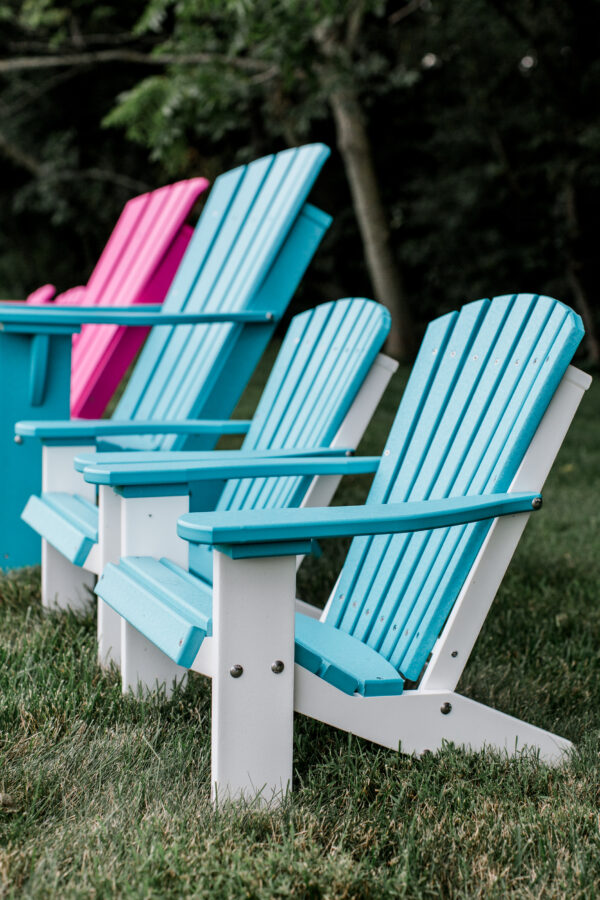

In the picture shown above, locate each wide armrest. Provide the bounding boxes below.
[0,305,278,331]
[82,455,381,486]
[73,446,355,473]
[15,418,252,442]
[177,492,542,554]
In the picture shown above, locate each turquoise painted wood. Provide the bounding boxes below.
[176,491,542,545]
[25,298,390,576]
[0,327,73,568]
[80,455,381,487]
[329,294,583,682]
[218,298,390,512]
[16,418,253,441]
[104,293,582,697]
[72,446,354,473]
[22,493,98,566]
[97,557,212,667]
[4,308,278,327]
[5,145,330,569]
[114,148,331,451]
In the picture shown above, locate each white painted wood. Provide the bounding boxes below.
[42,539,95,612]
[119,494,190,697]
[97,485,124,667]
[295,597,322,620]
[190,635,214,677]
[212,551,296,806]
[420,366,591,693]
[294,667,572,764]
[41,444,96,610]
[42,444,96,496]
[83,542,100,575]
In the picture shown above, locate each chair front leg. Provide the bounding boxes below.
[119,494,190,698]
[211,549,296,807]
[41,444,95,611]
[97,485,123,668]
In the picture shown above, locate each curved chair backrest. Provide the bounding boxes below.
[327,293,584,682]
[112,144,332,452]
[69,177,209,417]
[219,297,391,513]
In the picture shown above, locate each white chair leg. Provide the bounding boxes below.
[121,618,188,698]
[119,494,189,698]
[96,485,123,669]
[40,444,96,612]
[41,539,95,612]
[97,599,122,668]
[211,550,296,807]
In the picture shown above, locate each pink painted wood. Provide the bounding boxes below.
[25,178,209,418]
[25,284,56,304]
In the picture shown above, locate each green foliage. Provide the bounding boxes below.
[106,0,410,166]
[0,1,159,296]
[1,0,599,351]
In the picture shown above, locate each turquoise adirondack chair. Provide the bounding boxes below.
[2,144,331,570]
[62,298,395,676]
[21,178,209,417]
[96,293,590,805]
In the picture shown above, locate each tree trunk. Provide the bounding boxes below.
[328,84,415,359]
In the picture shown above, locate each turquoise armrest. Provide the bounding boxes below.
[176,493,542,556]
[15,418,252,442]
[72,446,354,473]
[0,306,278,329]
[82,455,381,486]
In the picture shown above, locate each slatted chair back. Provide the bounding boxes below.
[326,293,584,683]
[69,178,209,418]
[218,298,391,513]
[25,284,57,305]
[112,144,331,452]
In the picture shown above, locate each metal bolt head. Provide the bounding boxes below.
[440,702,452,715]
[229,664,243,678]
[14,435,23,445]
[531,496,542,510]
[451,650,458,658]
[271,660,284,674]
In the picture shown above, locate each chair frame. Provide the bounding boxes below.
[79,352,397,677]
[172,365,590,804]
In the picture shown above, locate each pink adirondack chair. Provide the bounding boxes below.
[24,178,209,418]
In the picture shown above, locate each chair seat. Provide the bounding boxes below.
[21,492,98,566]
[98,555,404,696]
[98,556,212,667]
[295,614,404,697]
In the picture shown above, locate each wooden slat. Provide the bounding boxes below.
[21,492,98,566]
[218,299,390,513]
[152,149,326,425]
[69,178,208,416]
[113,146,330,455]
[97,556,212,667]
[395,309,583,678]
[323,294,584,684]
[379,298,567,664]
[354,294,534,646]
[331,299,490,632]
[113,167,248,419]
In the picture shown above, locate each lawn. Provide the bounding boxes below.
[1,357,599,898]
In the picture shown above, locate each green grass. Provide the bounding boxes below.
[2,362,600,898]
